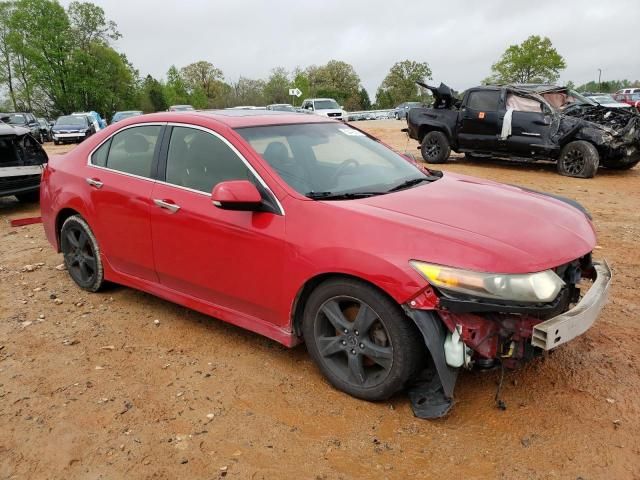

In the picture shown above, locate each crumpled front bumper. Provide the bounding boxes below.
[532,260,611,350]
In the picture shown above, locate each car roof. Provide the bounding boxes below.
[123,109,334,128]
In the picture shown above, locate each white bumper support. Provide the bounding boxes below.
[531,260,611,350]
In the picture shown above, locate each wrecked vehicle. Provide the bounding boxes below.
[0,119,48,202]
[406,82,640,178]
[41,110,610,419]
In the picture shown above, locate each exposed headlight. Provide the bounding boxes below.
[410,261,565,303]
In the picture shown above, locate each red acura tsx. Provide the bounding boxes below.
[41,110,611,418]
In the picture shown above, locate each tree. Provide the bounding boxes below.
[486,35,566,84]
[263,67,290,104]
[375,60,432,109]
[358,87,371,110]
[230,76,266,106]
[306,60,361,108]
[164,65,189,106]
[181,61,224,97]
[67,1,120,49]
[140,75,167,112]
[0,1,17,110]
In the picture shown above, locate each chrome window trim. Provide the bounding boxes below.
[85,121,285,215]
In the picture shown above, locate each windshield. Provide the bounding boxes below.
[568,90,596,106]
[170,105,194,111]
[270,105,295,111]
[8,114,26,125]
[236,123,430,198]
[590,95,616,104]
[314,100,340,110]
[56,115,87,126]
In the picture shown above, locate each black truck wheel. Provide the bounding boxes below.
[420,131,451,164]
[557,141,599,178]
[302,278,424,401]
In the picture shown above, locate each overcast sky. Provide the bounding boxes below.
[60,0,640,98]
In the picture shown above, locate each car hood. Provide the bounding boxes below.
[331,172,596,274]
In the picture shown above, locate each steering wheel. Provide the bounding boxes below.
[330,158,360,185]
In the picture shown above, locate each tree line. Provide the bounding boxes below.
[1,1,638,120]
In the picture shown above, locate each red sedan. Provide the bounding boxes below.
[41,111,611,418]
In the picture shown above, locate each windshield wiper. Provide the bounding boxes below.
[387,177,432,193]
[305,191,384,200]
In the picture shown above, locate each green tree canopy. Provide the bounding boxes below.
[263,67,291,104]
[374,60,432,109]
[485,35,566,84]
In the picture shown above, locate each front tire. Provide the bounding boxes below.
[420,131,451,164]
[60,215,104,292]
[302,278,424,401]
[557,141,599,178]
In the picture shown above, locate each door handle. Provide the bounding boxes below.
[153,198,181,213]
[85,177,103,188]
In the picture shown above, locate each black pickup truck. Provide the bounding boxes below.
[406,83,640,178]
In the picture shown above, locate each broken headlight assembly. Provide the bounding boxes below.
[410,261,565,303]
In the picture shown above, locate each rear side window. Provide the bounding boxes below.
[165,126,252,193]
[102,126,162,178]
[91,140,110,167]
[467,91,500,111]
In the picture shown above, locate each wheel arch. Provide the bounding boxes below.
[418,123,452,144]
[290,272,406,339]
[55,207,84,252]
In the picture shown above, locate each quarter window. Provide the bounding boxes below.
[91,140,110,167]
[102,125,162,178]
[467,91,500,111]
[165,126,252,193]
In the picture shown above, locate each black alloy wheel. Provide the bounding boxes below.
[60,215,104,291]
[303,279,424,401]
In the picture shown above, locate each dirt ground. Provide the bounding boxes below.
[1,120,639,479]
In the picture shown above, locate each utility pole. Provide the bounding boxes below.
[597,68,602,91]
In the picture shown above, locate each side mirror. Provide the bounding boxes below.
[211,180,262,211]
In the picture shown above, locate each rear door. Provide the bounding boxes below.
[86,123,164,282]
[505,95,552,156]
[457,89,503,152]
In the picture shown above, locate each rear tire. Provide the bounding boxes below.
[60,215,104,292]
[302,278,424,401]
[557,141,599,178]
[420,131,451,164]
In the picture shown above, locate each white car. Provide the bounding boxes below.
[585,94,631,109]
[300,98,345,121]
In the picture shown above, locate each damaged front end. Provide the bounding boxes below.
[403,254,611,419]
[0,121,48,198]
[560,104,640,169]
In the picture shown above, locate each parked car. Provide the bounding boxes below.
[300,98,344,120]
[37,117,52,142]
[266,104,296,112]
[3,112,43,143]
[40,110,610,418]
[612,93,640,110]
[583,93,631,109]
[394,102,423,120]
[51,114,96,144]
[407,82,640,178]
[615,88,640,95]
[169,105,195,112]
[111,110,143,123]
[72,111,102,132]
[0,120,48,202]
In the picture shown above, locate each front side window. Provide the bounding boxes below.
[102,125,162,178]
[165,126,252,193]
[467,91,500,111]
[237,123,429,197]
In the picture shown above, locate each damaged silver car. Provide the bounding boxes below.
[406,83,640,178]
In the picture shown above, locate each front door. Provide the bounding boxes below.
[149,125,287,326]
[85,124,164,282]
[457,89,503,152]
